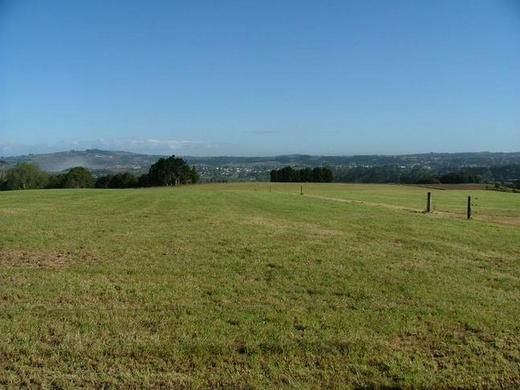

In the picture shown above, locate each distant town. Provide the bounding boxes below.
[2,150,520,186]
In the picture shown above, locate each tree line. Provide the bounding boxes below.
[270,167,333,182]
[331,165,520,185]
[0,155,199,191]
[269,164,520,185]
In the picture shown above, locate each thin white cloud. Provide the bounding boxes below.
[0,138,229,157]
[127,139,199,151]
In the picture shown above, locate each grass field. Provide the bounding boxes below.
[1,183,519,387]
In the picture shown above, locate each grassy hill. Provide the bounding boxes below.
[0,183,519,387]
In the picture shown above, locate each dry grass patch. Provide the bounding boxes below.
[0,249,72,268]
[475,215,520,226]
[412,184,488,190]
[0,208,28,216]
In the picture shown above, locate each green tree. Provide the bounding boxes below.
[104,172,138,188]
[47,173,67,188]
[60,167,95,188]
[4,162,49,190]
[189,166,200,184]
[95,174,113,188]
[148,156,198,186]
[138,173,150,187]
[270,166,333,183]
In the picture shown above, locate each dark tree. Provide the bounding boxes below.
[60,167,95,188]
[137,173,150,187]
[270,166,333,183]
[189,166,200,184]
[95,174,113,188]
[3,162,49,190]
[109,172,138,188]
[148,156,199,186]
[47,173,67,188]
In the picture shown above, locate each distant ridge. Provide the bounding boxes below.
[1,149,163,173]
[2,149,520,174]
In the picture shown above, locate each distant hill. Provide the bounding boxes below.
[2,150,520,181]
[187,152,520,169]
[1,149,163,174]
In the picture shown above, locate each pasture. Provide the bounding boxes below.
[1,183,519,387]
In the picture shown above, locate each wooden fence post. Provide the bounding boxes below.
[426,192,432,213]
[300,185,303,196]
[467,196,472,220]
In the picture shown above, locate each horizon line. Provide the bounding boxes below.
[2,148,520,160]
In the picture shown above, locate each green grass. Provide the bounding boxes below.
[1,183,519,387]
[268,182,520,218]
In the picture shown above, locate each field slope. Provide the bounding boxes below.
[1,183,519,387]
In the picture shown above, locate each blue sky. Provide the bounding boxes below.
[0,0,519,156]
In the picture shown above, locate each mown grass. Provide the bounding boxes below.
[1,183,519,387]
[266,182,520,217]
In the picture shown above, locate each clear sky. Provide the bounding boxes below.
[1,0,519,156]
